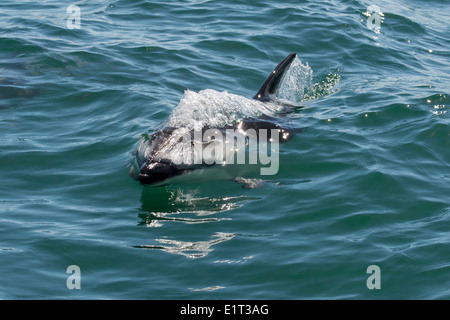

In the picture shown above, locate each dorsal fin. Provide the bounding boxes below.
[253,53,297,101]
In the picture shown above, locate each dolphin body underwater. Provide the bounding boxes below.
[132,53,300,186]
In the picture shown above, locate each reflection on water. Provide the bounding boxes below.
[134,232,236,259]
[138,211,229,227]
[139,185,256,225]
[137,184,258,258]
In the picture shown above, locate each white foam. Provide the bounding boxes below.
[165,89,282,131]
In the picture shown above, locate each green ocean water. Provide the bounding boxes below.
[0,0,449,299]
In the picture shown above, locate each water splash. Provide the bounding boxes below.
[166,89,281,131]
[161,56,328,131]
[277,56,314,103]
[303,70,342,100]
[276,56,341,102]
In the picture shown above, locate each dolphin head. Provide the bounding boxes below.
[133,53,299,186]
[138,158,188,185]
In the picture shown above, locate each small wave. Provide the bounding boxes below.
[277,55,341,102]
[143,53,342,138]
[303,69,342,101]
[158,55,326,131]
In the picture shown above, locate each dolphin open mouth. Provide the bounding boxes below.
[138,158,187,185]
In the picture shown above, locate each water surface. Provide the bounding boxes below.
[0,0,449,299]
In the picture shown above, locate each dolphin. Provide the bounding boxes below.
[133,53,299,186]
